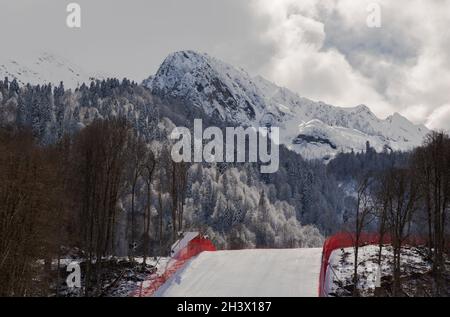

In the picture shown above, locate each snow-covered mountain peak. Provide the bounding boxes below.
[147,50,272,123]
[0,52,101,89]
[147,50,430,160]
[345,104,375,116]
[386,112,413,125]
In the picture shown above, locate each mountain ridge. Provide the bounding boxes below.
[0,52,102,89]
[145,50,429,160]
[0,50,428,160]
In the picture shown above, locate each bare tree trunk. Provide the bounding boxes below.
[130,173,138,262]
[143,187,151,266]
[352,175,374,297]
[158,179,163,256]
[142,150,156,265]
[171,162,178,243]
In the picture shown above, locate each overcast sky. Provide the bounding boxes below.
[1,0,450,129]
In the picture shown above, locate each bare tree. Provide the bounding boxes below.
[373,179,388,276]
[169,161,188,243]
[351,174,375,296]
[73,118,129,296]
[0,128,64,296]
[415,131,450,295]
[178,162,188,231]
[126,135,146,262]
[157,169,164,255]
[412,146,434,257]
[142,148,156,266]
[381,168,421,296]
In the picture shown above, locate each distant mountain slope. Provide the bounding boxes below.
[145,50,429,160]
[0,50,428,160]
[0,52,100,89]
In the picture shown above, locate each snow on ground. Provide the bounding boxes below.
[154,248,322,297]
[51,255,171,297]
[106,256,171,297]
[325,245,433,297]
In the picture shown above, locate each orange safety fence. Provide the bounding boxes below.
[174,236,216,261]
[318,232,427,297]
[133,236,216,297]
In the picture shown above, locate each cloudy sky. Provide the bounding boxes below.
[1,0,450,129]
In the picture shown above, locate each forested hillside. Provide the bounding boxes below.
[0,78,330,295]
[1,76,448,296]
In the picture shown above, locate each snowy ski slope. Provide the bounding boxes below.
[154,248,322,297]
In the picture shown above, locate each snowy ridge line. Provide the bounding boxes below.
[318,232,427,297]
[146,50,430,161]
[0,52,103,89]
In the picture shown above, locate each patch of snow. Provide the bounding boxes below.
[325,245,432,297]
[154,248,322,297]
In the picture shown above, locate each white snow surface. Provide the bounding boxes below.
[0,52,102,89]
[154,248,322,297]
[146,50,429,160]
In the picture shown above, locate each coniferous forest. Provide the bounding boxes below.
[0,77,449,296]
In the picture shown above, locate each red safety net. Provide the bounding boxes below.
[134,235,216,297]
[318,232,427,297]
[174,236,216,261]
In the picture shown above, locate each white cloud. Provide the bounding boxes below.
[250,0,450,127]
[1,0,449,129]
[250,0,392,117]
[427,104,450,132]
